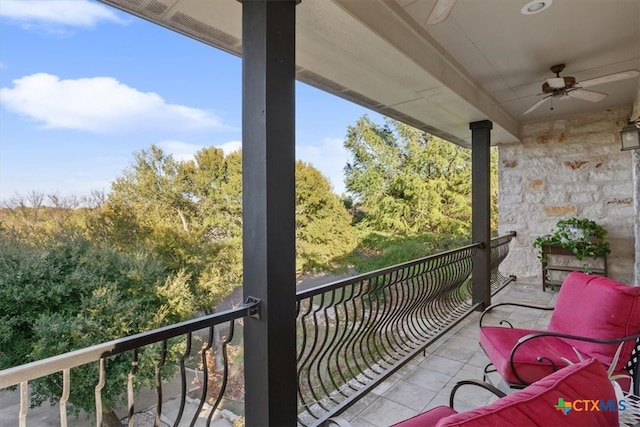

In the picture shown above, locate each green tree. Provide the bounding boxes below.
[0,192,90,241]
[296,161,358,272]
[0,232,194,423]
[344,116,474,235]
[88,145,243,314]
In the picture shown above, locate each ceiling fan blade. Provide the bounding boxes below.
[578,69,640,88]
[566,89,607,102]
[523,95,551,115]
[427,0,456,25]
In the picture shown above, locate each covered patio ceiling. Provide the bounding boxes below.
[100,0,640,147]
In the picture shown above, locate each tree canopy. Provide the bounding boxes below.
[88,146,243,314]
[0,232,193,418]
[295,161,358,272]
[344,116,475,235]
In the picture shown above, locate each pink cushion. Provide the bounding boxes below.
[548,272,640,371]
[391,406,457,427]
[479,326,576,384]
[436,358,617,427]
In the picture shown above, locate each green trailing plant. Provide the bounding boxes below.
[533,217,611,265]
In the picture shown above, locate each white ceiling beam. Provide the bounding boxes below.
[332,0,520,143]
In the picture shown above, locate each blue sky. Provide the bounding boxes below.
[0,0,381,203]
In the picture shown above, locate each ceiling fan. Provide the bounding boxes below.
[523,65,640,115]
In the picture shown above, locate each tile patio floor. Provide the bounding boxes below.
[342,281,558,427]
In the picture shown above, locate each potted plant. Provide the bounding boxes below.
[533,217,611,266]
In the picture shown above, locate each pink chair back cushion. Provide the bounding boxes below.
[436,358,617,427]
[547,272,640,371]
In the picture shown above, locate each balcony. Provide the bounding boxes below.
[0,234,516,426]
[2,1,638,426]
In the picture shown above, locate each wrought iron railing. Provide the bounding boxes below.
[296,233,516,426]
[0,233,516,426]
[0,299,259,427]
[490,231,517,295]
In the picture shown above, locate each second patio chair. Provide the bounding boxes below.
[392,358,619,426]
[479,271,640,394]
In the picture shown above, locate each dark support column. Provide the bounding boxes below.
[242,1,297,425]
[470,120,493,310]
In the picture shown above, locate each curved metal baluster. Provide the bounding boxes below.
[190,326,214,427]
[314,289,348,403]
[339,280,366,387]
[95,358,106,427]
[376,270,398,364]
[296,298,310,413]
[155,340,168,426]
[392,264,420,353]
[429,256,449,329]
[407,260,432,342]
[325,285,353,398]
[303,293,331,412]
[376,269,400,364]
[371,273,394,369]
[333,282,364,392]
[19,381,28,427]
[297,297,320,421]
[206,320,236,426]
[386,267,408,358]
[398,264,419,345]
[173,332,193,427]
[357,276,382,379]
[60,368,70,427]
[313,290,339,406]
[128,349,139,427]
[415,262,440,333]
[394,264,420,351]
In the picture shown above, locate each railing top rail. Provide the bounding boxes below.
[0,299,259,390]
[296,241,482,300]
[490,231,517,247]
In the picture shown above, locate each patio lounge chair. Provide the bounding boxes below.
[479,271,640,394]
[392,358,619,426]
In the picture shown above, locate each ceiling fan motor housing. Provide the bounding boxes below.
[542,76,576,93]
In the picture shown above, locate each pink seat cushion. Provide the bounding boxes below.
[548,272,640,372]
[391,406,457,427]
[479,326,577,384]
[436,358,617,427]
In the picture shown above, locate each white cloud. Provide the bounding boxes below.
[158,141,203,162]
[218,140,242,155]
[0,0,126,30]
[158,140,242,161]
[0,73,229,134]
[297,137,349,195]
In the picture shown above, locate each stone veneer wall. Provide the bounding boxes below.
[498,106,635,285]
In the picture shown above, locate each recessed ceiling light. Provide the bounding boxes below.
[521,0,552,15]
